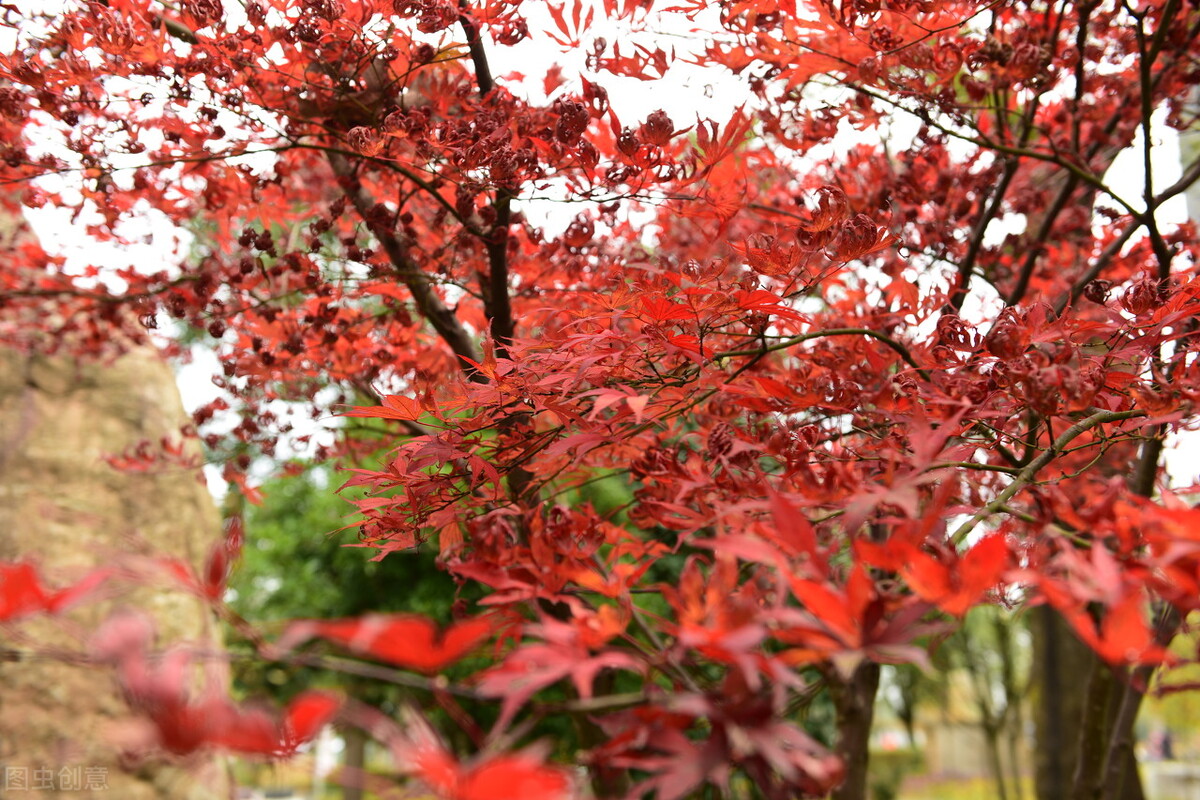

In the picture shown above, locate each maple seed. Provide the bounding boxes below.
[641,110,675,146]
[553,100,589,145]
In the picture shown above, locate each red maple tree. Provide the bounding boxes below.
[2,0,1200,798]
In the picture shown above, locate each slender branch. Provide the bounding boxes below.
[284,651,488,699]
[952,156,1019,311]
[455,6,516,357]
[1054,220,1143,314]
[458,3,495,97]
[151,11,198,44]
[1071,0,1098,153]
[949,409,1147,545]
[1129,0,1177,278]
[1006,171,1080,305]
[962,138,1138,217]
[880,0,1006,55]
[0,145,297,188]
[1055,148,1200,313]
[1146,0,1184,64]
[542,691,648,715]
[365,152,486,237]
[259,648,648,715]
[1156,151,1200,202]
[715,327,930,381]
[328,152,482,379]
[930,461,1021,475]
[846,82,1138,215]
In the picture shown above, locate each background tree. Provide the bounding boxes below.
[1,1,1200,799]
[953,607,1030,800]
[227,463,453,800]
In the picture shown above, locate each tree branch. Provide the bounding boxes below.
[1006,170,1081,306]
[1054,220,1143,314]
[328,152,482,379]
[456,5,516,355]
[951,156,1019,311]
[949,408,1147,546]
[458,3,495,97]
[715,327,931,381]
[483,192,516,354]
[1130,0,1178,279]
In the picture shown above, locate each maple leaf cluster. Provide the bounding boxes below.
[3,0,1200,797]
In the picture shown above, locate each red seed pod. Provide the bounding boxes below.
[553,100,589,145]
[347,126,383,156]
[617,127,641,157]
[640,109,675,146]
[1121,276,1159,315]
[985,317,1029,360]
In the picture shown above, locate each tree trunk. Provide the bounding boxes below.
[982,723,1010,800]
[1031,606,1143,800]
[831,661,882,800]
[1032,605,1091,800]
[342,726,367,800]
[1007,707,1026,800]
[1069,657,1146,800]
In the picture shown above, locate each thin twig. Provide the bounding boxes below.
[715,327,930,381]
[949,409,1146,545]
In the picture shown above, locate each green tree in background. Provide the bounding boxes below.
[228,464,453,800]
[232,466,453,626]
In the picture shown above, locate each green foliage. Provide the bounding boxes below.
[227,464,454,703]
[870,749,925,800]
[232,465,453,622]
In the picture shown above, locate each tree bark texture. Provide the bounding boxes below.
[0,208,229,798]
[831,661,882,800]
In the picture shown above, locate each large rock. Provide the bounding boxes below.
[0,199,229,796]
[0,346,231,799]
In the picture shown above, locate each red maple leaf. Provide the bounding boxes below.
[861,534,1011,617]
[399,710,572,800]
[280,614,494,674]
[341,394,429,421]
[99,622,341,758]
[0,562,110,622]
[475,612,643,730]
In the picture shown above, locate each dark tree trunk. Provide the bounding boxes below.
[831,661,882,800]
[1032,605,1090,800]
[1032,606,1144,800]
